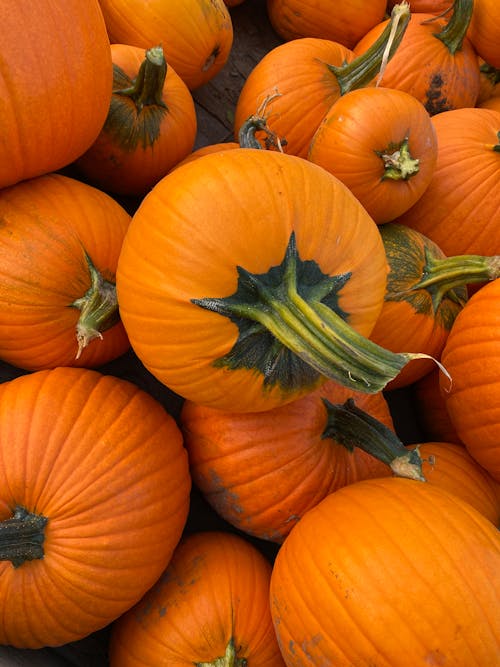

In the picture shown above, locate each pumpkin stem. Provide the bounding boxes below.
[331,2,410,95]
[322,397,426,481]
[0,506,48,568]
[237,92,287,151]
[196,637,247,667]
[493,131,500,153]
[71,252,120,359]
[433,0,473,55]
[377,136,420,180]
[114,45,168,111]
[193,232,449,396]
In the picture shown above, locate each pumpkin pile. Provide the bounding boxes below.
[0,0,499,665]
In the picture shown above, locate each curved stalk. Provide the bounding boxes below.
[322,397,426,481]
[0,506,48,568]
[433,0,473,55]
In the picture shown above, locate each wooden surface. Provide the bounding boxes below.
[0,2,422,663]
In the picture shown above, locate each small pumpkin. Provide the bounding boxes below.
[97,0,234,90]
[354,0,481,114]
[308,87,438,223]
[234,3,411,158]
[0,367,191,648]
[75,44,197,197]
[0,0,113,188]
[369,223,500,389]
[116,148,435,412]
[0,173,131,370]
[270,477,500,665]
[181,381,397,543]
[440,278,500,482]
[109,530,285,665]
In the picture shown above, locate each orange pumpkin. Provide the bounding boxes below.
[396,107,500,257]
[0,0,112,189]
[109,531,285,665]
[116,148,433,412]
[0,367,191,648]
[369,223,500,389]
[271,477,500,665]
[354,0,481,114]
[234,3,411,158]
[266,0,386,48]
[440,279,500,482]
[75,44,197,197]
[0,173,131,370]
[308,87,438,223]
[387,0,453,11]
[412,368,462,443]
[181,381,396,542]
[468,0,500,69]
[97,0,233,90]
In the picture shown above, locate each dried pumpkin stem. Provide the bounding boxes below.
[196,638,247,667]
[71,252,120,359]
[0,506,48,568]
[330,2,410,95]
[322,397,426,481]
[378,137,420,180]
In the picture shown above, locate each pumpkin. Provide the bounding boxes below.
[97,0,233,90]
[270,477,500,665]
[409,441,500,525]
[354,0,480,114]
[412,367,462,443]
[0,0,113,189]
[116,148,435,413]
[109,531,285,665]
[307,87,438,223]
[266,0,386,49]
[181,381,397,543]
[75,44,197,197]
[477,58,500,104]
[0,172,131,370]
[467,0,500,69]
[479,95,500,113]
[387,0,453,11]
[0,367,191,648]
[396,107,500,257]
[369,223,500,389]
[440,279,500,482]
[233,2,411,158]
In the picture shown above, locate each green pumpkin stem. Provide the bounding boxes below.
[114,45,167,111]
[432,0,474,55]
[0,506,48,568]
[194,232,448,395]
[196,638,247,667]
[71,252,120,359]
[322,398,426,481]
[378,136,420,180]
[237,92,286,151]
[331,1,410,95]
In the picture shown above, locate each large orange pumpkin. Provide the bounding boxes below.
[75,44,197,197]
[116,148,433,412]
[97,0,233,90]
[270,477,500,665]
[0,367,191,648]
[0,173,131,370]
[109,531,285,665]
[0,0,113,189]
[181,381,396,542]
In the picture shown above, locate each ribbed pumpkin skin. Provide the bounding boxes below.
[468,0,500,68]
[75,44,197,197]
[181,381,393,542]
[0,1,112,189]
[0,173,131,370]
[97,0,233,90]
[233,38,354,158]
[109,531,285,666]
[410,441,500,525]
[116,148,389,412]
[270,477,500,666]
[266,0,386,49]
[308,87,438,224]
[354,12,480,115]
[0,367,191,648]
[397,108,500,257]
[440,280,500,482]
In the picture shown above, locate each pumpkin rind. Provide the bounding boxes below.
[0,367,191,648]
